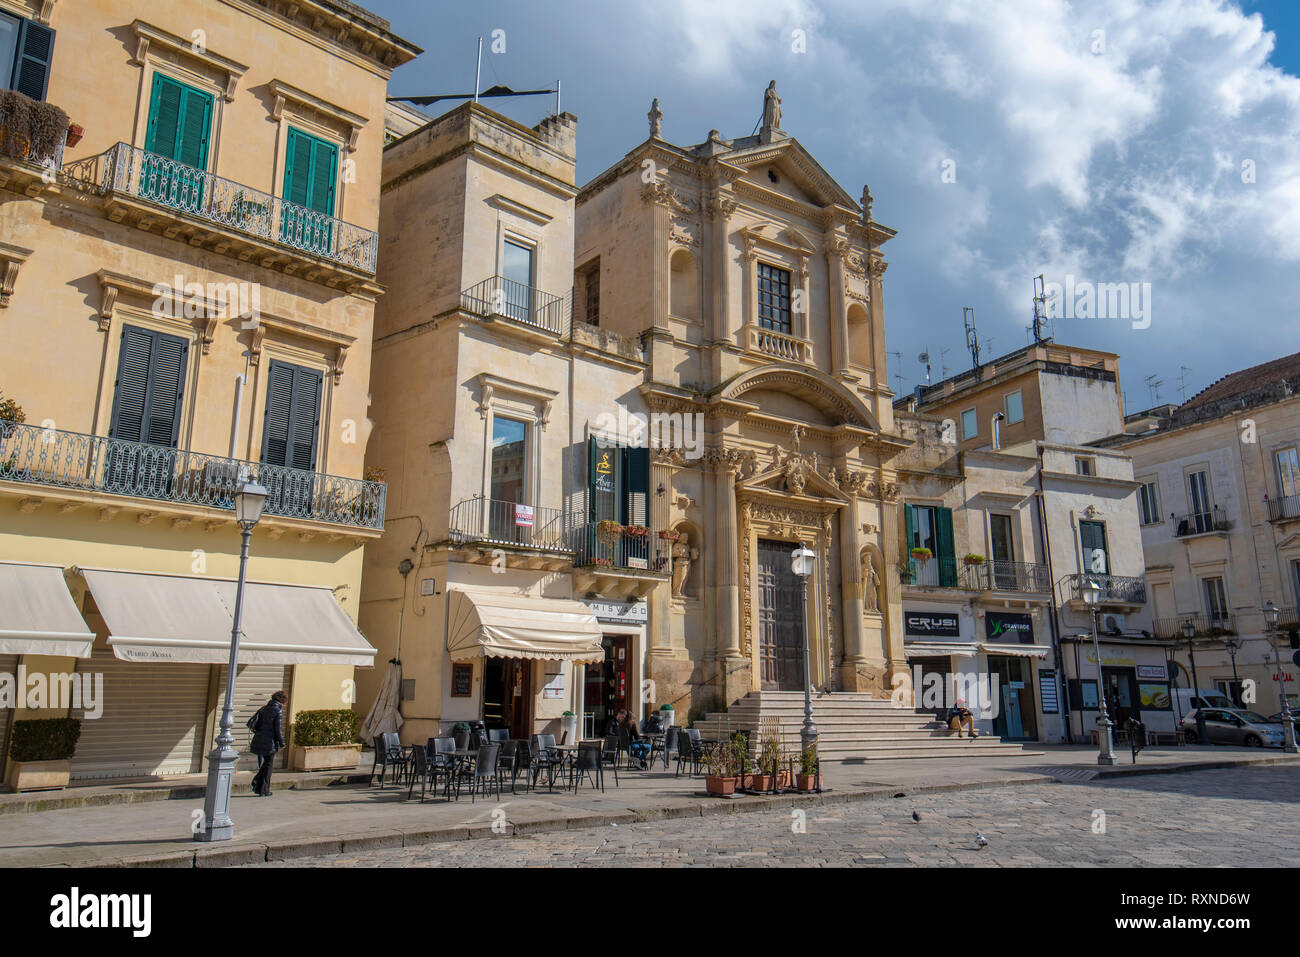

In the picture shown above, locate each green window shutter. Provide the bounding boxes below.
[109,325,187,447]
[176,87,212,169]
[936,506,956,585]
[904,503,915,549]
[145,74,211,167]
[283,128,338,215]
[261,360,321,470]
[621,446,649,526]
[12,18,54,101]
[145,74,183,158]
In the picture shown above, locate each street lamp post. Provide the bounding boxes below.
[1264,601,1298,754]
[790,544,818,757]
[1083,578,1116,765]
[1182,618,1207,745]
[1223,636,1242,707]
[200,479,267,842]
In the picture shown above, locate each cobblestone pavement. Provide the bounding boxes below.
[251,765,1300,867]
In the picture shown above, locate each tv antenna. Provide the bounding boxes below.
[963,307,980,372]
[1031,274,1053,344]
[388,38,557,108]
[918,349,932,384]
[1177,366,1193,403]
[1144,374,1164,406]
[938,347,952,378]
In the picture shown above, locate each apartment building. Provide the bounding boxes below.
[0,0,417,781]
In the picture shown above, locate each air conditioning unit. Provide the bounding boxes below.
[1102,614,1126,635]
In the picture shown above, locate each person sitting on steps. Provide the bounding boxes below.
[943,699,979,739]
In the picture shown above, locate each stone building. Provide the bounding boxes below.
[1102,351,1300,722]
[0,0,417,781]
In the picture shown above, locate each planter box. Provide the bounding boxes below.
[291,744,361,772]
[705,775,737,796]
[750,773,773,791]
[5,759,70,792]
[659,708,674,728]
[796,773,817,791]
[560,714,579,744]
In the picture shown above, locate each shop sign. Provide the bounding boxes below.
[1136,665,1167,680]
[585,599,648,624]
[514,504,534,527]
[1038,669,1059,714]
[905,610,961,638]
[985,612,1033,643]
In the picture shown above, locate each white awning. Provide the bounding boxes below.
[0,562,94,658]
[78,568,376,667]
[903,641,979,658]
[447,588,604,662]
[979,642,1052,659]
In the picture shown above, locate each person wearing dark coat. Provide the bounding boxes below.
[249,691,287,796]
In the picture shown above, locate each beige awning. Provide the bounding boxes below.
[979,642,1052,659]
[78,568,376,667]
[0,562,94,658]
[904,641,979,658]
[447,588,604,662]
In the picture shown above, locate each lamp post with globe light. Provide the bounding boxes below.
[1082,578,1116,765]
[790,543,818,756]
[200,479,267,842]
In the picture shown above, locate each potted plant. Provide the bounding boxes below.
[560,709,579,744]
[596,519,624,546]
[910,547,933,563]
[963,553,986,566]
[5,718,80,791]
[703,738,738,796]
[624,524,649,537]
[796,744,819,791]
[753,730,782,791]
[732,732,752,788]
[65,123,84,147]
[658,529,680,541]
[658,702,675,728]
[290,709,362,771]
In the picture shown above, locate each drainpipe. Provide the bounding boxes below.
[230,351,251,459]
[991,411,1005,451]
[1035,443,1072,743]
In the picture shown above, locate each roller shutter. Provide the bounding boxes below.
[70,650,209,780]
[212,664,291,770]
[0,655,15,780]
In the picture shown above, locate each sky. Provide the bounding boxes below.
[366,0,1300,412]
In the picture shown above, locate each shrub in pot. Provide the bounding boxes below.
[658,702,674,727]
[703,738,739,796]
[6,717,80,791]
[290,709,361,771]
[796,745,819,791]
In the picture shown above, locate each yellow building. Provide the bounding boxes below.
[0,0,417,782]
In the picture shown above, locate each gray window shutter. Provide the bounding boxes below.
[109,325,187,447]
[261,360,321,470]
[12,19,54,101]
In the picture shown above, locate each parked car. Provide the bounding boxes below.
[1172,689,1236,716]
[1180,708,1286,747]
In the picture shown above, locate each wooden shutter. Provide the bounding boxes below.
[904,503,915,549]
[109,326,188,447]
[936,506,956,586]
[621,446,649,526]
[145,74,183,158]
[284,129,338,215]
[261,360,321,470]
[176,86,212,169]
[145,74,211,168]
[308,137,338,216]
[12,18,54,101]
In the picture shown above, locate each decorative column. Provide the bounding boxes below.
[824,237,850,377]
[839,499,866,669]
[714,459,742,661]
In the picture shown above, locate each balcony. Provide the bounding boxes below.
[0,95,67,193]
[962,560,1051,594]
[745,325,813,365]
[1064,573,1147,608]
[898,556,965,589]
[447,496,571,554]
[1153,614,1238,640]
[0,421,384,530]
[570,520,669,597]
[60,143,378,279]
[1171,506,1230,538]
[460,276,571,338]
[1268,494,1300,523]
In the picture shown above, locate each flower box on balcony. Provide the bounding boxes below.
[624,525,649,537]
[0,90,69,166]
[910,548,933,562]
[963,554,986,566]
[658,530,680,541]
[65,124,83,147]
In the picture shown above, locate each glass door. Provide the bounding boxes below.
[1187,470,1211,532]
[990,513,1015,588]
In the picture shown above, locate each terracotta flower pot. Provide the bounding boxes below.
[751,773,773,791]
[796,773,817,791]
[705,775,736,796]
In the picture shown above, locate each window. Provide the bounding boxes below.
[577,259,600,327]
[757,262,792,334]
[1276,447,1300,499]
[1075,457,1095,476]
[261,360,322,471]
[1138,480,1161,525]
[904,503,956,586]
[283,128,338,216]
[1079,520,1108,574]
[1202,576,1228,623]
[1,12,54,100]
[1004,390,1023,424]
[501,239,535,323]
[490,416,528,504]
[142,73,213,213]
[108,325,188,448]
[960,408,978,440]
[587,437,649,525]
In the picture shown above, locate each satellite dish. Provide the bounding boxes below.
[918,352,930,363]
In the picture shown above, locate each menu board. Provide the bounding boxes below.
[1038,669,1059,714]
[451,663,473,697]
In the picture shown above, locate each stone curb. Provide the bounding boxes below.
[38,755,1298,867]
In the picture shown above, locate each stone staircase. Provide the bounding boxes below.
[691,690,1042,761]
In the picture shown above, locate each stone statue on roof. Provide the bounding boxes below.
[763,80,783,132]
[648,98,663,138]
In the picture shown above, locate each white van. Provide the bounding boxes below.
[1171,688,1235,718]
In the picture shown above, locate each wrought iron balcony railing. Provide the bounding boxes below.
[1064,573,1148,606]
[0,421,384,529]
[0,111,65,169]
[571,520,666,572]
[962,560,1052,593]
[899,555,964,588]
[60,142,378,273]
[460,276,571,337]
[1171,506,1230,537]
[1268,494,1300,523]
[1153,614,1238,640]
[447,496,571,552]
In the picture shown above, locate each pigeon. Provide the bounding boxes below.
[976,833,988,848]
[912,811,921,823]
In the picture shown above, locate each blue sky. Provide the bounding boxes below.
[368,0,1300,411]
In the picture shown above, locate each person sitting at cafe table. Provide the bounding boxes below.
[617,709,652,769]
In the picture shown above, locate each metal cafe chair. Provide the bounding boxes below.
[571,740,605,793]
[460,742,502,803]
[599,734,620,787]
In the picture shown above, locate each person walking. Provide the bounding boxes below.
[249,690,287,796]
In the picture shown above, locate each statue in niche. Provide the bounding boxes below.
[862,554,880,613]
[671,532,699,598]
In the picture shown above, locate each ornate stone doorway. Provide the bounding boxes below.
[756,539,806,690]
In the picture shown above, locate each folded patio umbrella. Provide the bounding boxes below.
[360,658,404,743]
